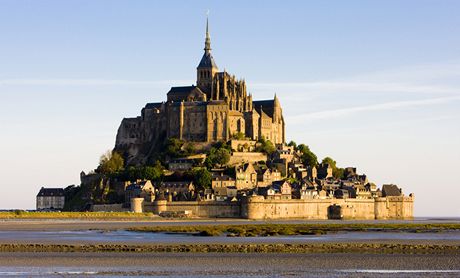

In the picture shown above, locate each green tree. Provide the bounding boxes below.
[192,168,212,190]
[206,147,230,168]
[232,132,245,140]
[99,151,124,174]
[143,161,164,181]
[184,143,196,156]
[321,157,344,179]
[297,144,318,167]
[214,148,230,166]
[165,138,185,158]
[321,157,337,169]
[287,140,297,149]
[256,138,276,155]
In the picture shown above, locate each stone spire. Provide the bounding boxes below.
[204,16,211,54]
[274,93,280,107]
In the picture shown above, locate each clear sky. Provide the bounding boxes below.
[0,0,459,217]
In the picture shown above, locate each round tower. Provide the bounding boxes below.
[130,198,144,213]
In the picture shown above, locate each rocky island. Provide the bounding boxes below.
[43,19,414,220]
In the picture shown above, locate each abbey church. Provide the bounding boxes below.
[115,19,285,164]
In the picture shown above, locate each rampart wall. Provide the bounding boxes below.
[144,201,241,218]
[135,196,414,220]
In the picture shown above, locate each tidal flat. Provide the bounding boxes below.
[0,219,458,277]
[0,219,458,255]
[0,252,458,277]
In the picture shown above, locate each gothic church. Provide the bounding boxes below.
[115,19,285,164]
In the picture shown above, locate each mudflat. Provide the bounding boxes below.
[0,218,459,231]
[0,252,458,277]
[0,219,458,255]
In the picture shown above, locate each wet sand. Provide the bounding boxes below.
[0,219,458,255]
[0,252,458,277]
[0,220,458,276]
[0,218,459,231]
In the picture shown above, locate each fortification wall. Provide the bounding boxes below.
[144,201,240,218]
[374,196,414,219]
[241,197,413,220]
[241,197,376,220]
[91,204,128,212]
[228,152,267,165]
[137,196,413,220]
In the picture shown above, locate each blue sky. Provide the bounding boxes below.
[0,0,459,216]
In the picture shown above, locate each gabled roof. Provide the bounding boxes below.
[167,86,206,102]
[253,100,275,117]
[167,86,195,97]
[382,184,402,197]
[236,163,255,173]
[37,188,64,197]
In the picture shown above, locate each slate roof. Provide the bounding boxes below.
[37,188,64,197]
[382,184,402,197]
[167,86,196,97]
[167,86,206,102]
[253,100,275,117]
[145,102,163,109]
[197,52,218,68]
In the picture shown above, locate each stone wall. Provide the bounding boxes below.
[228,152,267,166]
[144,201,240,218]
[241,196,413,220]
[374,196,414,220]
[91,204,128,212]
[136,195,413,220]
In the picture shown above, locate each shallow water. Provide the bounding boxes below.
[0,230,459,244]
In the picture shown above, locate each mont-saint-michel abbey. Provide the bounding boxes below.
[46,19,414,220]
[115,19,284,166]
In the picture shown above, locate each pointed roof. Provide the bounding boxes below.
[205,16,211,53]
[197,17,218,69]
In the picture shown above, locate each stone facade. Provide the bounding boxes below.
[36,188,65,210]
[114,20,285,165]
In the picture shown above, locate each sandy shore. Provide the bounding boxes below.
[0,252,458,277]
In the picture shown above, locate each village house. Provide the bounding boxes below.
[256,167,282,187]
[214,186,238,201]
[168,158,194,172]
[154,181,195,198]
[258,180,292,200]
[36,187,65,211]
[124,180,155,205]
[274,146,295,162]
[317,163,333,179]
[235,163,257,190]
[211,173,235,189]
[306,166,317,181]
[382,184,402,197]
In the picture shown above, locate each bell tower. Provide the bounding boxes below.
[197,17,218,96]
